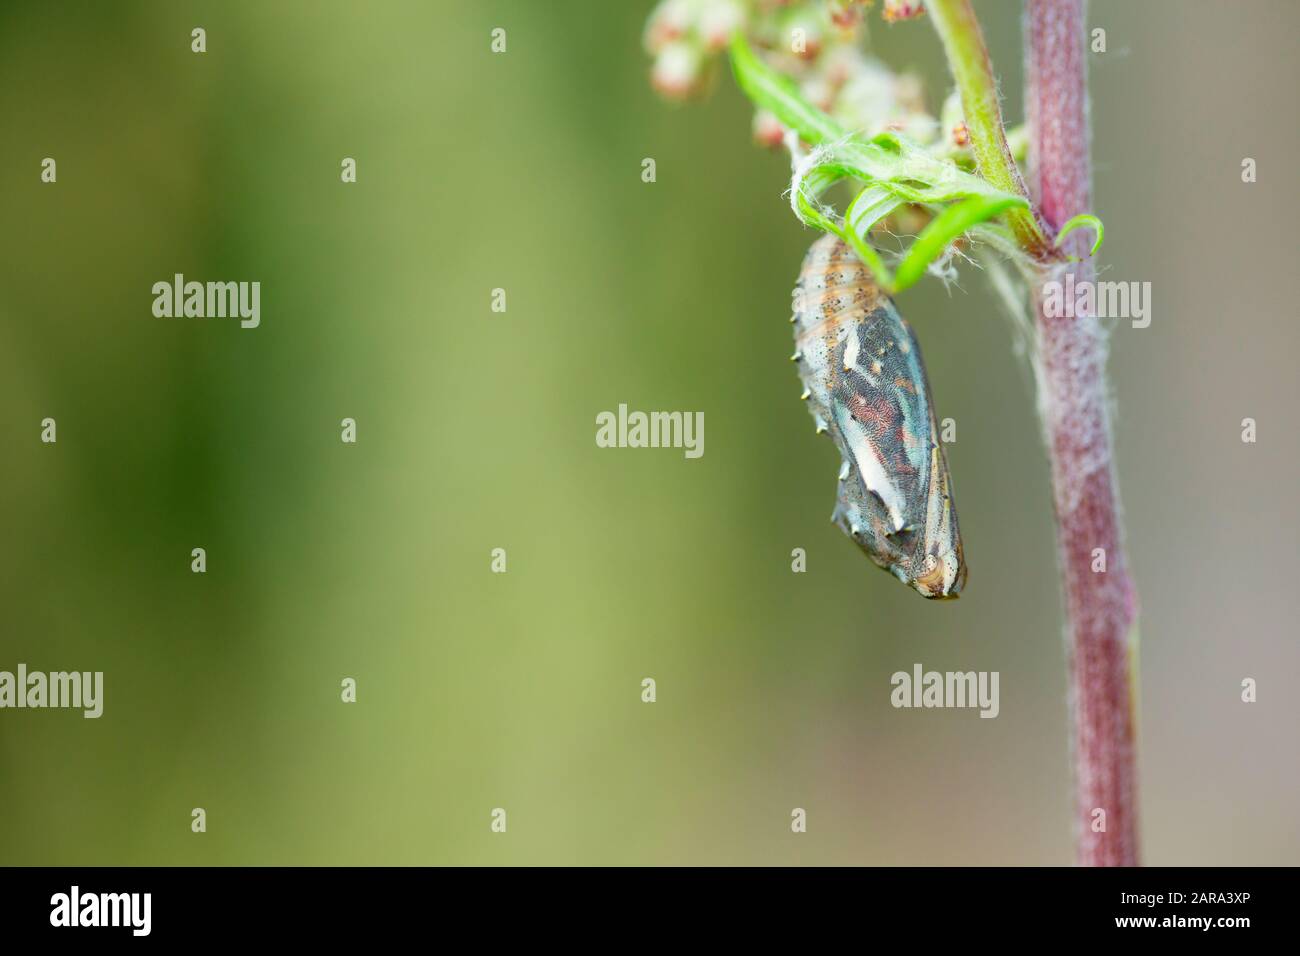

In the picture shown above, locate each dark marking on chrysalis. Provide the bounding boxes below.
[791,233,967,599]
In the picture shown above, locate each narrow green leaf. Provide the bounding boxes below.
[729,33,1038,294]
[729,34,844,145]
[893,195,1026,292]
[791,172,895,288]
[1054,213,1105,257]
[845,185,903,240]
[790,163,849,229]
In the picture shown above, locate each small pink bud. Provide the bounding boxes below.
[752,110,786,148]
[651,41,704,100]
[829,1,864,31]
[882,0,926,23]
[699,1,744,51]
[644,0,693,54]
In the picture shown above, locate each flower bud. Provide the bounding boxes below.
[828,1,865,31]
[752,109,786,148]
[698,0,745,51]
[644,0,694,54]
[882,0,926,23]
[651,41,704,100]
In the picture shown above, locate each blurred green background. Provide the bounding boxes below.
[1,0,1296,865]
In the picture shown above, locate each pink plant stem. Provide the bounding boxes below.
[1025,0,1140,866]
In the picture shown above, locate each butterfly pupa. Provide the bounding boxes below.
[791,233,967,599]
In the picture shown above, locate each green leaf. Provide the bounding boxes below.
[845,185,903,240]
[729,33,844,145]
[1054,213,1105,258]
[731,34,1033,294]
[894,195,1026,291]
[791,168,895,287]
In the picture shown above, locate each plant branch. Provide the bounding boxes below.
[1024,0,1140,866]
[927,0,1053,258]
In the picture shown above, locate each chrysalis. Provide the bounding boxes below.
[791,234,967,599]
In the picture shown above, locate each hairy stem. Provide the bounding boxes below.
[927,0,1052,257]
[1024,0,1140,866]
